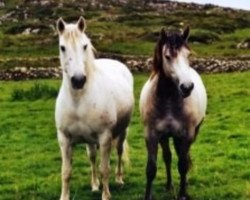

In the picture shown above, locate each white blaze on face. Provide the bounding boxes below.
[57,17,90,80]
[162,45,192,85]
[172,47,192,86]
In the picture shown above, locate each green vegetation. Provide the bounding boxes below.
[0,72,249,199]
[0,1,249,69]
[11,83,58,101]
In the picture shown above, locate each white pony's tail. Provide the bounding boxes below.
[122,139,130,166]
[112,137,130,166]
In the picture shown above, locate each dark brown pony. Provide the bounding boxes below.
[139,27,207,200]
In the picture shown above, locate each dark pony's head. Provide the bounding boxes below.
[153,27,194,98]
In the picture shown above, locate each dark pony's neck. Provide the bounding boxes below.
[156,72,180,100]
[153,71,184,119]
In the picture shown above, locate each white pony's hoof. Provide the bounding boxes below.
[91,179,100,192]
[102,191,111,200]
[115,176,124,185]
[92,185,99,192]
[60,196,69,200]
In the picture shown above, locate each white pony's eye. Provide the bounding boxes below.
[60,45,66,52]
[83,44,88,50]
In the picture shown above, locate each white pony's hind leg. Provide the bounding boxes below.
[86,144,100,191]
[99,130,112,200]
[58,131,72,200]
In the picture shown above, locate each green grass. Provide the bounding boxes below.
[0,72,249,199]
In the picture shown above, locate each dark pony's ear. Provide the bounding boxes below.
[57,17,66,34]
[77,16,86,32]
[160,28,166,40]
[182,26,190,41]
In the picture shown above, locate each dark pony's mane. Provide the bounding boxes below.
[151,28,190,78]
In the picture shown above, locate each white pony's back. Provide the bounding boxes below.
[95,58,133,86]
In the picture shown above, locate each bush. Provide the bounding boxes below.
[140,30,160,42]
[4,22,51,34]
[11,83,58,101]
[189,29,220,44]
[53,7,83,21]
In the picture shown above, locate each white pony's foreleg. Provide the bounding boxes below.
[86,144,100,191]
[58,131,72,200]
[99,130,112,200]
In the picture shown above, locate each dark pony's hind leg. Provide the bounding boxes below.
[173,137,192,200]
[159,137,173,191]
[144,129,159,200]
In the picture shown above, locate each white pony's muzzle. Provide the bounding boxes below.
[71,74,86,89]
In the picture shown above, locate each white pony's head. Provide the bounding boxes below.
[153,27,194,98]
[57,17,94,90]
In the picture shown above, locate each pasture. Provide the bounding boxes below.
[0,72,249,200]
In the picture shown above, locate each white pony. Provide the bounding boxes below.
[55,17,134,200]
[140,27,207,200]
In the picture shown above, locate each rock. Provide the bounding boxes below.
[0,1,5,7]
[237,39,250,49]
[22,28,32,35]
[20,67,27,73]
[32,28,40,34]
[40,0,50,6]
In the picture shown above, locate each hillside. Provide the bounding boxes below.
[0,0,250,71]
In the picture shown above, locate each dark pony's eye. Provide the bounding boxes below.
[165,55,171,61]
[60,45,66,52]
[83,44,88,50]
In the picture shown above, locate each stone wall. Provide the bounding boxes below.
[0,54,249,80]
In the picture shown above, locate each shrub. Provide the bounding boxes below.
[189,29,220,44]
[4,22,51,35]
[53,7,82,21]
[11,83,58,101]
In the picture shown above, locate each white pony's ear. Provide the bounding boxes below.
[77,16,86,32]
[57,17,66,34]
[182,26,190,41]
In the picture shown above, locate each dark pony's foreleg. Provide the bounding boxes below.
[144,129,159,200]
[174,137,192,200]
[160,137,173,191]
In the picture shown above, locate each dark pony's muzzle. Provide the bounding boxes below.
[71,75,86,89]
[180,82,194,98]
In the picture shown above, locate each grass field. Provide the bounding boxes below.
[0,72,249,200]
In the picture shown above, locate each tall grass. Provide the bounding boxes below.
[11,83,58,101]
